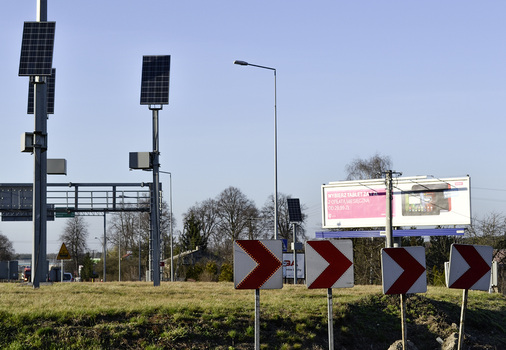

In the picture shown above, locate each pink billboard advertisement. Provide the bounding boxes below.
[322,176,471,229]
[326,189,388,220]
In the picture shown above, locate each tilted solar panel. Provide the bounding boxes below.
[140,55,170,105]
[28,68,56,114]
[287,198,303,222]
[19,22,56,77]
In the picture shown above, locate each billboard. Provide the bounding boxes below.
[282,253,305,279]
[322,176,470,228]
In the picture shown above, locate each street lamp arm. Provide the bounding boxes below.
[234,60,276,72]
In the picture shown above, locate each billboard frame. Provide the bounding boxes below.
[321,176,471,229]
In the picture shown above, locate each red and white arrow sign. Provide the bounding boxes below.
[381,247,426,295]
[306,240,353,289]
[234,240,282,290]
[448,244,492,291]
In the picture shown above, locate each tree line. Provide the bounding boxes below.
[0,154,503,290]
[53,187,307,282]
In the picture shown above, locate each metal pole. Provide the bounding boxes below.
[457,289,468,350]
[293,224,297,284]
[401,294,407,350]
[151,108,161,286]
[273,69,278,240]
[328,288,334,350]
[170,173,174,282]
[118,230,121,282]
[37,0,47,21]
[103,213,107,282]
[234,61,278,240]
[32,0,48,289]
[255,289,260,350]
[139,213,142,281]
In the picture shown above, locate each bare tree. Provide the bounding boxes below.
[185,198,219,248]
[216,187,259,242]
[260,193,307,242]
[59,216,89,275]
[0,232,15,261]
[345,153,392,180]
[467,212,506,262]
[107,197,173,281]
[208,186,259,260]
[343,153,393,285]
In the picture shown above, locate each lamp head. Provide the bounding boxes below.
[234,60,248,66]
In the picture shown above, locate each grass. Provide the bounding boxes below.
[0,282,504,349]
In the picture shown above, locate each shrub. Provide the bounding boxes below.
[219,263,233,282]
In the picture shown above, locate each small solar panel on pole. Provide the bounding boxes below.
[140,55,170,287]
[287,198,302,223]
[287,198,302,284]
[19,22,55,77]
[140,55,170,105]
[28,68,55,114]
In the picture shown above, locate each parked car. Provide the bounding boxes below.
[22,267,31,282]
[62,272,74,282]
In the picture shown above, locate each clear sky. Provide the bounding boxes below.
[2,1,506,254]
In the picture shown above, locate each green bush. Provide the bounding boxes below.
[430,266,446,286]
[185,264,204,281]
[219,263,233,282]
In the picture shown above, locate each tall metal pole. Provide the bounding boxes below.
[151,108,161,286]
[273,69,278,240]
[32,0,48,289]
[234,61,278,239]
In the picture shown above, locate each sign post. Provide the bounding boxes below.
[234,240,282,350]
[447,244,493,350]
[306,240,354,349]
[57,243,71,282]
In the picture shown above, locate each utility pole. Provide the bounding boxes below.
[384,170,402,249]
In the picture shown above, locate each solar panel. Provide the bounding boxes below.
[19,22,56,77]
[140,55,170,105]
[287,198,303,222]
[28,68,55,114]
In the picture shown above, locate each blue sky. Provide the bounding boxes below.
[2,1,506,254]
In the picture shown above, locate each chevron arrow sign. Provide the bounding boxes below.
[381,247,427,295]
[447,244,493,291]
[234,240,283,290]
[306,239,354,289]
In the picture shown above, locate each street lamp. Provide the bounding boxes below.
[234,60,279,240]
